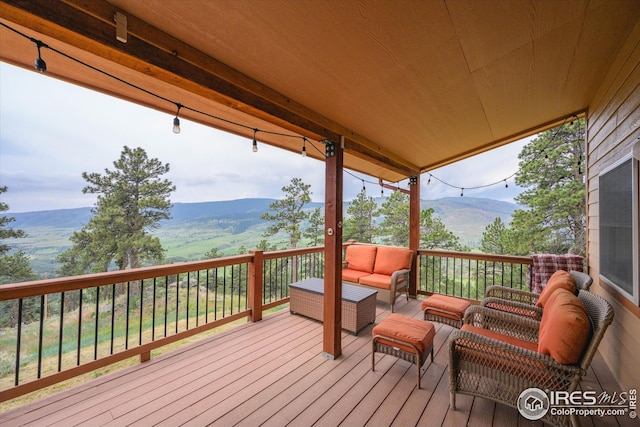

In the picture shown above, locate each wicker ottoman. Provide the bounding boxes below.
[289,278,377,335]
[421,294,471,328]
[372,313,435,388]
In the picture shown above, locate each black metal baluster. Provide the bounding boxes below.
[77,289,82,366]
[110,283,115,354]
[15,298,23,386]
[186,272,190,329]
[58,292,64,372]
[214,268,218,321]
[139,280,144,345]
[152,277,157,341]
[230,266,234,315]
[37,295,44,378]
[125,281,130,349]
[175,274,179,334]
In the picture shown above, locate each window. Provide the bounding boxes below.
[599,153,639,306]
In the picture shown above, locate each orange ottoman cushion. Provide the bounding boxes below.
[421,294,471,321]
[372,313,435,354]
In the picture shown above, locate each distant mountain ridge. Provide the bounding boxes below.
[9,197,518,275]
[10,197,516,232]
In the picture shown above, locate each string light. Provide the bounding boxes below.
[34,40,47,73]
[172,103,182,134]
[301,137,307,157]
[427,174,431,185]
[252,129,258,152]
[460,188,464,197]
[504,179,509,188]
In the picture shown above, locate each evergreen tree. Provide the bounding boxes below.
[57,146,175,275]
[303,207,324,246]
[420,207,464,250]
[480,217,510,254]
[376,191,409,246]
[512,119,586,255]
[343,189,377,243]
[0,186,35,284]
[261,177,311,249]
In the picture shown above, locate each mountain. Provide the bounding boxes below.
[7,197,517,276]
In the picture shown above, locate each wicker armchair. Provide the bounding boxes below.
[449,290,614,427]
[481,270,592,321]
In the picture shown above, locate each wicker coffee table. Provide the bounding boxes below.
[289,278,378,335]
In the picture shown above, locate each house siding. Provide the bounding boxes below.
[586,17,640,392]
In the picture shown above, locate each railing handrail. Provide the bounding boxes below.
[0,254,255,301]
[418,248,533,265]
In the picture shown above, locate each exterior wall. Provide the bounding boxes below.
[586,18,640,391]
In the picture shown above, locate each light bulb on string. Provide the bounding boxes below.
[301,137,307,157]
[504,179,509,188]
[34,40,47,73]
[172,104,182,134]
[427,175,431,185]
[252,129,258,152]
[362,180,366,192]
[460,188,464,197]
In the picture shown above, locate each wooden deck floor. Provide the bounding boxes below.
[0,298,634,427]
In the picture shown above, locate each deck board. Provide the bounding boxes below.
[0,298,631,427]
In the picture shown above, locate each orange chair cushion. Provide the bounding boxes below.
[461,324,538,353]
[373,246,412,276]
[535,270,577,307]
[373,313,435,354]
[421,294,471,320]
[537,288,591,364]
[345,245,378,273]
[342,269,372,283]
[358,273,392,290]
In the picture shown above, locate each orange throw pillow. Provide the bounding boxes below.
[373,246,412,276]
[535,270,577,307]
[345,245,377,273]
[537,288,591,364]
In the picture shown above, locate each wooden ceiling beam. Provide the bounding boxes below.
[1,0,419,178]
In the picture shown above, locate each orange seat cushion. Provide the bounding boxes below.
[535,270,577,307]
[373,246,412,275]
[342,269,372,283]
[358,273,393,290]
[344,245,377,273]
[373,313,435,354]
[537,288,591,364]
[461,324,538,353]
[421,294,471,320]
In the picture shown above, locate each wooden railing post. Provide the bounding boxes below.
[249,249,264,322]
[409,175,420,297]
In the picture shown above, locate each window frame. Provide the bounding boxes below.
[598,152,639,306]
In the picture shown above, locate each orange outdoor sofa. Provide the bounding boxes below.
[342,244,413,312]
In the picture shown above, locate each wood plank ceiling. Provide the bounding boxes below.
[1,0,639,182]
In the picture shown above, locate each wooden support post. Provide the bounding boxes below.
[323,137,344,359]
[409,175,420,297]
[140,350,150,363]
[248,249,264,322]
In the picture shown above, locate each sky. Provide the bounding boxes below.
[0,62,530,213]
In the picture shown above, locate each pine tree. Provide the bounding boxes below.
[57,146,175,275]
[420,207,464,250]
[261,177,311,249]
[343,189,377,243]
[303,207,324,246]
[376,191,410,246]
[512,119,586,255]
